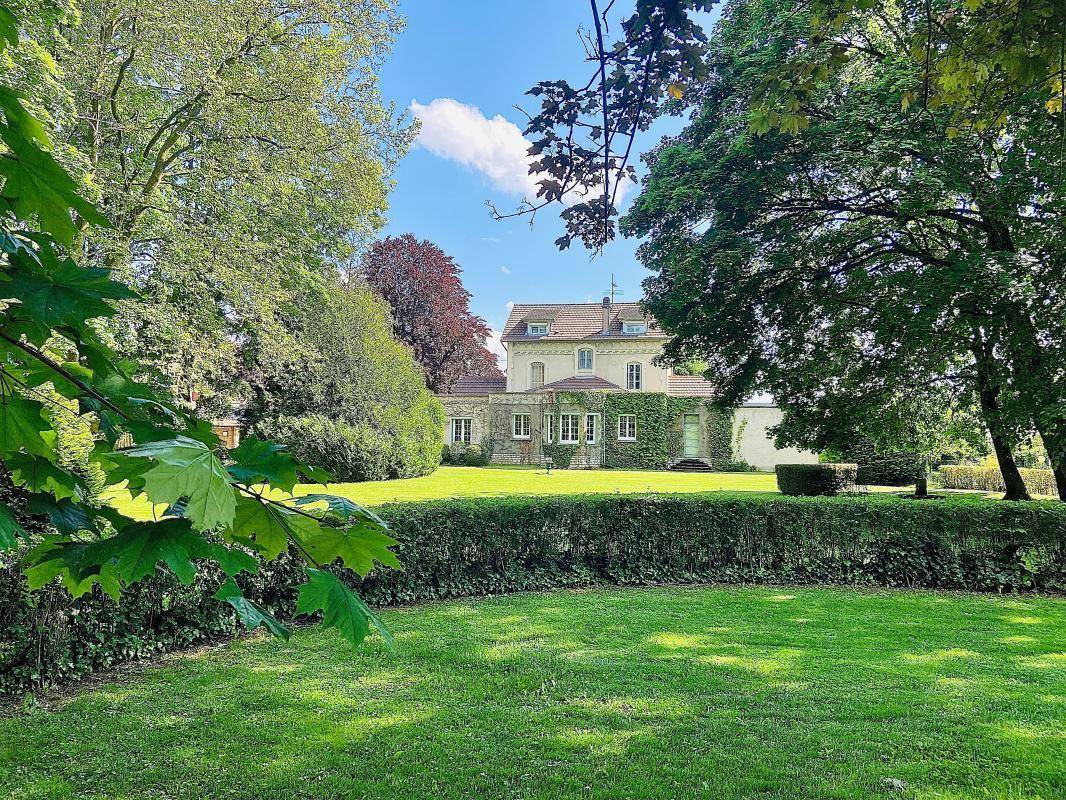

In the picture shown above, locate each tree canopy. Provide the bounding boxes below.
[0,4,402,644]
[621,0,1064,499]
[361,234,500,394]
[10,0,413,415]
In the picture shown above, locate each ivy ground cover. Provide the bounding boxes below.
[3,586,1063,800]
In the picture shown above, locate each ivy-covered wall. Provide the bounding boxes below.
[441,390,736,470]
[602,393,734,470]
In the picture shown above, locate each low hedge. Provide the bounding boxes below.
[2,493,1064,696]
[939,465,1057,497]
[776,463,857,495]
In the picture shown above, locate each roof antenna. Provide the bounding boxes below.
[604,273,623,303]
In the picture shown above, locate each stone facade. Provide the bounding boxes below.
[440,298,818,470]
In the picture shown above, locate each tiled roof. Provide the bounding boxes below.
[668,376,780,407]
[667,375,717,397]
[529,375,623,393]
[444,373,507,396]
[502,302,667,341]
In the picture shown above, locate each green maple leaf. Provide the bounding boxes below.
[305,524,400,576]
[230,495,321,559]
[7,252,136,332]
[122,436,236,531]
[215,578,291,641]
[4,453,81,499]
[227,436,301,492]
[0,396,53,458]
[0,502,27,550]
[0,88,108,245]
[296,568,392,648]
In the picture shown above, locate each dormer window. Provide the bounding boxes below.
[527,322,549,336]
[622,321,647,335]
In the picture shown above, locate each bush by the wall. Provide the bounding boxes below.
[940,465,1057,497]
[3,492,1063,696]
[776,463,857,495]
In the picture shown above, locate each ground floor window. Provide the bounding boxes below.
[542,412,553,443]
[585,413,599,444]
[560,413,579,443]
[617,414,636,441]
[512,413,531,439]
[451,417,472,445]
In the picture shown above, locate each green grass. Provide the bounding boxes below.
[109,466,781,517]
[2,586,1063,799]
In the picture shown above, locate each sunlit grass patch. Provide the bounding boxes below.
[2,586,1063,800]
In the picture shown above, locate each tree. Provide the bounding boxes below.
[0,8,397,646]
[360,235,500,393]
[621,0,1064,500]
[13,0,412,414]
[510,0,1065,250]
[247,280,445,480]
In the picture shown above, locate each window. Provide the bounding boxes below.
[622,321,647,334]
[585,413,600,444]
[560,414,580,443]
[512,413,531,439]
[627,362,642,390]
[527,322,549,336]
[617,414,637,441]
[542,412,553,443]
[577,348,593,371]
[451,417,472,445]
[530,362,545,389]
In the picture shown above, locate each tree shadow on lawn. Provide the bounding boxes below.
[1,587,1063,800]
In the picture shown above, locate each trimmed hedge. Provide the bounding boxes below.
[2,493,1064,696]
[776,463,857,495]
[940,465,1057,498]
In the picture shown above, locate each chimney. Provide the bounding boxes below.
[601,296,611,333]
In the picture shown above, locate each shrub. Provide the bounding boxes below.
[3,493,1063,696]
[939,466,1057,497]
[825,439,922,486]
[461,443,492,467]
[259,415,394,482]
[776,463,857,495]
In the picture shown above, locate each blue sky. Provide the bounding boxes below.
[379,1,721,356]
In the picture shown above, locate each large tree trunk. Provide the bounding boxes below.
[971,341,1031,501]
[987,427,1030,501]
[1034,423,1066,501]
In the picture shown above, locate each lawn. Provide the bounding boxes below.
[309,465,780,505]
[2,586,1062,800]
[109,466,781,517]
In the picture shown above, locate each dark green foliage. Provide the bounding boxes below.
[261,416,395,483]
[461,443,492,468]
[543,442,579,468]
[3,492,1063,696]
[776,464,857,496]
[827,439,922,486]
[940,466,1057,498]
[601,393,734,469]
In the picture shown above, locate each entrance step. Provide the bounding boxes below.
[670,458,716,472]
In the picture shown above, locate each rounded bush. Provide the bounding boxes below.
[776,463,857,496]
[260,415,393,482]
[461,444,491,467]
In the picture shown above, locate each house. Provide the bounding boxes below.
[438,298,817,471]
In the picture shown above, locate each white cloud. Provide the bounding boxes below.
[500,265,511,274]
[411,97,628,207]
[481,236,502,243]
[486,329,506,370]
[506,301,515,310]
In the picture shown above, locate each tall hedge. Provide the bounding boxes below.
[2,493,1063,696]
